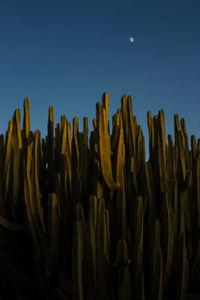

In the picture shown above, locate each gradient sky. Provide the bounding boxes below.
[0,0,199,161]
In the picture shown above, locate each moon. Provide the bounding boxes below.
[129,37,134,43]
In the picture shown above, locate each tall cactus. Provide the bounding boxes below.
[72,203,85,300]
[149,219,163,300]
[97,93,120,192]
[114,239,132,300]
[48,193,60,276]
[10,109,23,222]
[175,226,189,300]
[159,191,174,293]
[3,120,13,209]
[131,195,145,300]
[72,219,84,300]
[96,197,113,300]
[23,97,30,140]
[85,195,98,299]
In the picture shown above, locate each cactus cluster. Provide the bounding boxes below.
[0,93,200,299]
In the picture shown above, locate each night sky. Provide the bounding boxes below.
[0,0,199,161]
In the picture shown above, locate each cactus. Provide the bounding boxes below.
[97,93,120,192]
[96,198,113,300]
[72,219,84,300]
[48,193,60,275]
[83,225,98,300]
[0,93,200,299]
[175,231,189,300]
[149,219,163,300]
[23,97,30,140]
[3,120,13,207]
[72,117,82,203]
[131,195,145,300]
[114,239,132,300]
[159,191,174,292]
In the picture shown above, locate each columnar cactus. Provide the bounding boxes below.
[0,93,200,299]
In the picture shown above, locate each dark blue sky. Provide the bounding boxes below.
[0,0,199,161]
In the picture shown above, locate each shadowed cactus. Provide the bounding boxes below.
[114,239,132,300]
